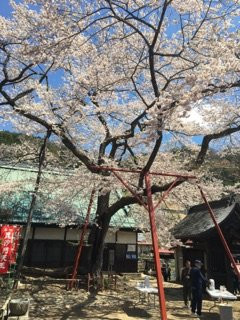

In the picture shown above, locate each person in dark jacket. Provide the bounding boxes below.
[200,265,207,293]
[181,260,191,307]
[190,260,207,317]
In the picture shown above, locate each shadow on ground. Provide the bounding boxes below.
[122,301,152,318]
[60,293,96,320]
[7,278,240,320]
[164,286,184,301]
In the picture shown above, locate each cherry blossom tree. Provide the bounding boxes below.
[0,0,240,272]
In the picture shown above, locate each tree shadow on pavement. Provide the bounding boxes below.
[122,301,152,318]
[60,293,97,320]
[164,286,184,301]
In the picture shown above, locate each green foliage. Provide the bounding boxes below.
[209,153,240,186]
[0,130,80,168]
[0,131,22,145]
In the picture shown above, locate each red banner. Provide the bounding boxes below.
[0,225,22,274]
[10,226,22,264]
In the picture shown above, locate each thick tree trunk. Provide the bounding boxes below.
[90,215,111,273]
[88,193,111,274]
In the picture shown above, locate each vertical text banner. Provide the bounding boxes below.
[10,226,22,264]
[0,225,22,273]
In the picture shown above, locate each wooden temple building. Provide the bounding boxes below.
[0,164,140,274]
[173,195,240,291]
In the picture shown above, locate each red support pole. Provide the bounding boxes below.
[68,189,96,290]
[91,165,197,179]
[154,177,181,211]
[198,186,240,279]
[145,173,168,320]
[112,170,148,210]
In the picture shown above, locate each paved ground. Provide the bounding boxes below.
[3,276,240,319]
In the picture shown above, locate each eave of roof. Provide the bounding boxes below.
[173,196,240,240]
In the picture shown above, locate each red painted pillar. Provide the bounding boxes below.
[68,189,95,290]
[199,187,240,279]
[145,173,168,320]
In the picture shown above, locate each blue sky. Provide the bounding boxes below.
[0,0,63,133]
[0,0,13,134]
[0,1,64,87]
[0,1,203,146]
[0,1,18,17]
[0,1,230,147]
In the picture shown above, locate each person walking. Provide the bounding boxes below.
[181,260,192,308]
[190,260,207,317]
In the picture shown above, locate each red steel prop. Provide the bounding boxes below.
[68,189,96,290]
[111,170,148,210]
[145,172,167,320]
[92,165,196,179]
[79,165,238,318]
[154,177,181,211]
[89,166,197,320]
[198,186,240,279]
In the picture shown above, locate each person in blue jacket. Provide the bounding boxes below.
[190,260,207,317]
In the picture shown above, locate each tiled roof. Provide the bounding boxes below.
[172,195,240,239]
[0,165,137,229]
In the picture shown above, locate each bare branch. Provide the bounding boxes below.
[107,177,184,217]
[138,133,163,187]
[195,125,240,168]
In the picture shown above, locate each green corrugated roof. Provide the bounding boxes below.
[0,165,137,229]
